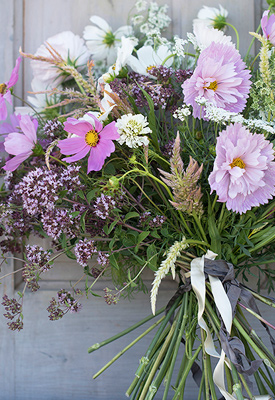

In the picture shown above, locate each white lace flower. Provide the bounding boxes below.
[173,36,187,57]
[83,16,133,66]
[173,105,191,121]
[115,114,151,148]
[31,31,91,88]
[135,0,147,12]
[126,45,173,76]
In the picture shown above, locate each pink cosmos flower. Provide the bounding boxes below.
[58,113,120,173]
[208,123,275,214]
[3,114,38,172]
[261,10,275,46]
[0,57,21,121]
[182,42,251,119]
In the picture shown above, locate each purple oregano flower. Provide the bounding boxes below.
[208,123,275,214]
[182,42,251,119]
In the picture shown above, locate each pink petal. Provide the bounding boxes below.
[3,151,31,171]
[4,132,33,155]
[85,113,103,133]
[3,90,12,105]
[64,119,93,137]
[87,146,106,172]
[7,57,21,88]
[19,115,37,143]
[100,121,120,140]
[0,97,8,121]
[62,146,90,163]
[58,137,87,155]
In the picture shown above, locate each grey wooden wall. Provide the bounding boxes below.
[0,1,273,400]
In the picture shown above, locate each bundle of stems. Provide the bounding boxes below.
[89,287,275,400]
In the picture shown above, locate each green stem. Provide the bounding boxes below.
[138,316,178,400]
[88,306,165,353]
[171,344,203,400]
[225,22,240,50]
[201,329,210,400]
[92,315,165,379]
[163,293,189,400]
[230,362,244,400]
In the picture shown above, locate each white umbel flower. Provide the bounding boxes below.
[151,237,188,315]
[115,114,151,148]
[83,16,133,66]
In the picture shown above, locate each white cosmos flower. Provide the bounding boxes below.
[191,24,233,51]
[126,45,173,76]
[31,31,91,88]
[115,114,151,148]
[193,5,228,31]
[83,16,133,66]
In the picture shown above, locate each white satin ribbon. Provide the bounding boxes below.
[191,250,235,400]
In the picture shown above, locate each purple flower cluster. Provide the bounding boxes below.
[43,118,64,138]
[110,68,191,111]
[93,193,117,219]
[47,289,82,320]
[41,208,75,240]
[97,251,109,267]
[22,245,52,292]
[139,211,166,228]
[103,287,119,305]
[74,238,97,267]
[1,294,23,331]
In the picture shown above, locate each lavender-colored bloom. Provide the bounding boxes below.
[93,193,116,219]
[182,42,251,119]
[261,10,275,46]
[74,238,97,267]
[208,123,275,214]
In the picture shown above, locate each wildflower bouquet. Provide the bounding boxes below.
[0,1,275,399]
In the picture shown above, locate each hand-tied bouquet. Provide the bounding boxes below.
[0,1,275,399]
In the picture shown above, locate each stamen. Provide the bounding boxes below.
[0,83,7,95]
[230,157,245,169]
[85,130,99,147]
[204,81,218,91]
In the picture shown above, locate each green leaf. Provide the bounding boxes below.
[109,253,120,270]
[124,211,140,222]
[77,190,85,200]
[107,219,119,235]
[86,189,98,203]
[146,243,158,271]
[80,210,88,232]
[136,83,160,153]
[137,231,150,245]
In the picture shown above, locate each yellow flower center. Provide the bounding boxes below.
[85,130,99,147]
[146,65,156,73]
[204,81,218,91]
[0,83,7,95]
[230,157,246,169]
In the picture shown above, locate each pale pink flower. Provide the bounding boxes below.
[208,123,275,214]
[3,115,38,171]
[0,57,21,121]
[261,10,275,46]
[58,113,120,173]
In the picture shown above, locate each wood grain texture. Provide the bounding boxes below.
[0,1,274,399]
